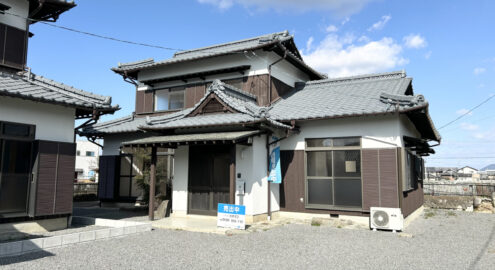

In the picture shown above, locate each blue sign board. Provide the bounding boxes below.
[217,203,246,229]
[268,138,282,184]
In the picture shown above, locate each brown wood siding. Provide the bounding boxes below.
[400,147,424,217]
[54,143,76,214]
[379,148,399,208]
[362,149,380,211]
[202,98,225,114]
[35,141,58,216]
[143,90,154,113]
[271,77,293,102]
[185,84,205,108]
[402,182,424,217]
[280,150,305,212]
[35,141,76,216]
[242,75,269,106]
[135,90,145,114]
[0,23,27,70]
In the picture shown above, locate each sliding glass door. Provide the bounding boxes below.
[0,121,35,215]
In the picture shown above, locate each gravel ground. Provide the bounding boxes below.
[1,209,494,270]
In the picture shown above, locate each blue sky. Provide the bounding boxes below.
[26,0,495,169]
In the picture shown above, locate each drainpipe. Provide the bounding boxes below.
[268,48,287,104]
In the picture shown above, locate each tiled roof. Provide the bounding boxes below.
[268,71,417,121]
[111,31,324,80]
[84,71,440,141]
[143,80,290,130]
[113,31,292,73]
[0,71,119,113]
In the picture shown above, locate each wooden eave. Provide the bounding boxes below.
[142,65,251,85]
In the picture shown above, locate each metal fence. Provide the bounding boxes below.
[73,183,98,196]
[424,182,495,197]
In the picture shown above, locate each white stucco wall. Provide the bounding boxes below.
[280,115,407,151]
[101,133,147,156]
[0,96,75,143]
[137,49,310,90]
[235,134,279,216]
[172,146,189,213]
[0,0,29,30]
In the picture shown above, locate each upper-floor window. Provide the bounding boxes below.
[155,86,185,111]
[86,151,95,157]
[76,151,81,156]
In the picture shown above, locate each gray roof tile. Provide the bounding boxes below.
[0,71,119,112]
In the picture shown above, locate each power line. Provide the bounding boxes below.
[2,11,246,54]
[438,94,495,130]
[38,21,184,51]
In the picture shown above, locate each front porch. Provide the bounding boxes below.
[122,130,279,222]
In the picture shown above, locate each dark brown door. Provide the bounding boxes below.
[188,145,231,215]
[0,139,32,215]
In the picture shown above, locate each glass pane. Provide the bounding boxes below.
[119,177,131,197]
[131,177,142,197]
[334,179,362,207]
[0,174,29,213]
[120,156,132,175]
[2,140,31,173]
[333,137,360,147]
[2,123,31,137]
[307,151,332,177]
[334,150,361,177]
[169,92,184,110]
[155,90,169,111]
[308,179,332,205]
[306,138,332,147]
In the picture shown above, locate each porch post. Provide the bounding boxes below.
[149,146,157,220]
[229,145,236,204]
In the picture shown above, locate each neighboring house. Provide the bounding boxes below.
[457,166,478,175]
[75,140,101,182]
[81,31,440,222]
[0,0,118,223]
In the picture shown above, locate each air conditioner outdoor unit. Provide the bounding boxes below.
[370,207,404,232]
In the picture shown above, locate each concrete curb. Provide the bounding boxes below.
[0,217,152,258]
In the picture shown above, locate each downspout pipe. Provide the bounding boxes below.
[268,47,287,104]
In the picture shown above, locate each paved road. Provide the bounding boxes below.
[1,210,494,269]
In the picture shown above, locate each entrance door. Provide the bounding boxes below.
[0,140,32,215]
[188,145,232,215]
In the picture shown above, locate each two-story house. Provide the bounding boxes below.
[0,0,118,226]
[82,31,440,224]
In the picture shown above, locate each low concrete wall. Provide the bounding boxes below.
[0,217,152,258]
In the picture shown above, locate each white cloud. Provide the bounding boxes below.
[403,34,427,49]
[368,15,391,31]
[341,17,350,25]
[305,36,314,53]
[473,67,486,75]
[301,34,408,78]
[456,108,473,116]
[460,122,479,131]
[197,0,373,16]
[326,25,339,32]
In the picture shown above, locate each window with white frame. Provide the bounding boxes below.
[155,86,185,111]
[305,137,362,209]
